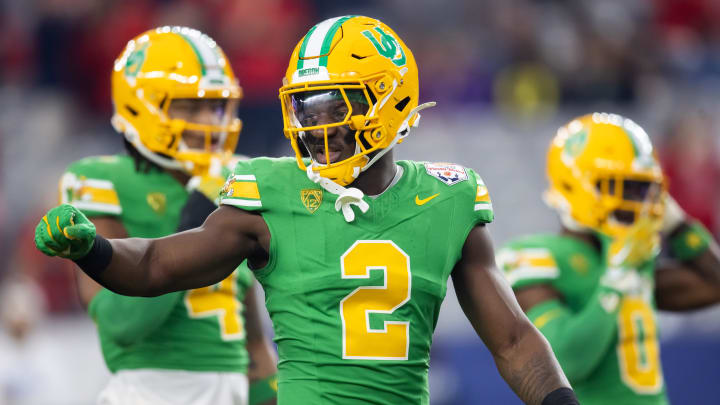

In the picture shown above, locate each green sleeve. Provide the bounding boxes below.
[466,168,494,224]
[88,289,182,347]
[527,286,620,383]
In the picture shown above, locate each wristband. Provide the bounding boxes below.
[541,387,579,405]
[669,221,713,262]
[72,235,113,282]
[249,374,278,405]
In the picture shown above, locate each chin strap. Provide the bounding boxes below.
[304,101,437,223]
[306,165,369,222]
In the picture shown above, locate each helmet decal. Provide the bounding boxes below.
[561,127,588,162]
[361,27,406,67]
[124,42,149,79]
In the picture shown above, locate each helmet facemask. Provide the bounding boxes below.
[593,173,665,238]
[281,82,388,186]
[163,96,241,174]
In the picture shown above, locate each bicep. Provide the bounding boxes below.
[104,206,265,295]
[451,225,533,354]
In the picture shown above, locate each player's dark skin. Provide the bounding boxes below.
[516,226,720,313]
[83,102,572,404]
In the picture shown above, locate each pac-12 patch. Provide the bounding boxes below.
[424,163,468,186]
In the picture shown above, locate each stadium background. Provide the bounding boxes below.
[1,0,720,403]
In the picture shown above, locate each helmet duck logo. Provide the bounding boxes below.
[361,27,406,67]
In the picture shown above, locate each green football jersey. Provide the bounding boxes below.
[219,157,493,404]
[498,234,667,405]
[60,154,253,373]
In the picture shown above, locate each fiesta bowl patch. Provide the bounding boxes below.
[424,163,468,186]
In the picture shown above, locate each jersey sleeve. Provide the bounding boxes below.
[219,159,264,211]
[496,243,560,289]
[59,158,122,217]
[467,168,494,224]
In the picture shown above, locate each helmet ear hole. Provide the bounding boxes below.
[562,182,572,192]
[125,105,139,116]
[395,96,411,112]
[359,131,373,150]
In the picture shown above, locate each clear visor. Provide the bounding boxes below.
[167,98,240,152]
[286,89,370,130]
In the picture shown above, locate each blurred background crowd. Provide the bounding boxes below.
[1,0,719,404]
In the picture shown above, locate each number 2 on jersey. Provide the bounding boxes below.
[185,272,245,341]
[340,240,411,360]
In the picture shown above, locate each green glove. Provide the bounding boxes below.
[34,204,96,260]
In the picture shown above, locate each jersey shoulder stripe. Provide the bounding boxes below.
[497,243,560,288]
[59,155,130,216]
[220,174,261,208]
[219,157,297,211]
[474,175,492,212]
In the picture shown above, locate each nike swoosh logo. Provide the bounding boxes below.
[415,193,439,206]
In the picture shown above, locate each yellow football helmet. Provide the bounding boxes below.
[279,16,431,186]
[111,26,242,175]
[545,113,666,238]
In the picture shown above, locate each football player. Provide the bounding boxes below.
[57,27,277,405]
[497,113,720,405]
[37,17,579,404]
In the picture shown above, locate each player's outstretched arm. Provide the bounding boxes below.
[452,225,576,405]
[35,204,265,297]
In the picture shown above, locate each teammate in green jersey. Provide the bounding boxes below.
[35,17,580,405]
[497,112,720,405]
[58,27,277,405]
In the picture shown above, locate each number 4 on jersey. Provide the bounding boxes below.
[185,272,245,341]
